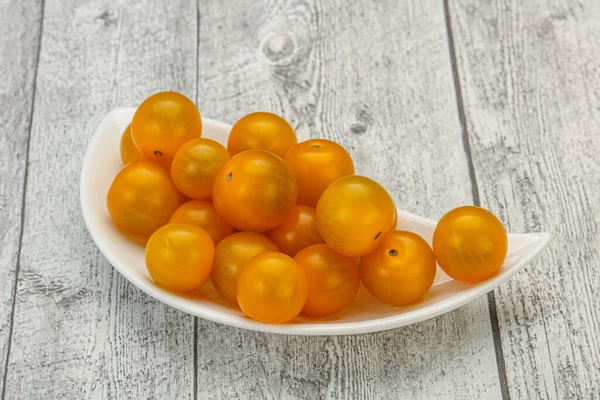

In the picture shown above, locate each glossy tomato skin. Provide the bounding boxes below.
[268,205,324,256]
[433,206,507,283]
[227,112,297,158]
[237,252,307,323]
[131,91,202,165]
[294,244,360,317]
[169,200,233,244]
[119,124,145,165]
[107,161,184,237]
[211,232,279,304]
[213,149,298,232]
[360,230,436,306]
[283,139,355,207]
[146,224,214,292]
[316,175,396,257]
[171,138,230,199]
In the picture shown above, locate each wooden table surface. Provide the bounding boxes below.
[1,0,599,398]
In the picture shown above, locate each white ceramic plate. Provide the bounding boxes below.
[80,108,551,335]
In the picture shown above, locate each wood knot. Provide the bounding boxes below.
[262,34,295,62]
[350,123,367,135]
[96,10,118,26]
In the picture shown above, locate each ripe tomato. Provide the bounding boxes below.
[268,205,324,256]
[169,200,233,244]
[294,244,360,317]
[131,91,202,165]
[171,138,230,199]
[119,124,145,165]
[237,252,307,323]
[211,232,278,304]
[283,139,355,206]
[227,112,297,157]
[213,149,297,232]
[360,230,436,306]
[107,161,183,237]
[316,175,395,257]
[146,224,214,292]
[433,206,507,283]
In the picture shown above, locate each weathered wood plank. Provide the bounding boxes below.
[3,0,197,398]
[196,1,502,398]
[448,0,600,398]
[0,0,43,394]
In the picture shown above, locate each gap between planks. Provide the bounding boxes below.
[0,1,45,398]
[442,0,510,399]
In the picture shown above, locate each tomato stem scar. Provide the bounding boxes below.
[225,172,232,182]
[154,150,163,156]
[388,249,398,257]
[312,144,321,149]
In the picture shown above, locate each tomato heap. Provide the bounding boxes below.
[107,91,509,324]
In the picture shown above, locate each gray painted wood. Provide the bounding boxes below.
[2,1,197,398]
[448,0,600,398]
[196,1,502,399]
[0,0,43,395]
[0,0,598,398]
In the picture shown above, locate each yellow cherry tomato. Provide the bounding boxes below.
[169,200,234,244]
[107,161,183,238]
[119,124,145,165]
[146,224,214,292]
[170,138,230,200]
[237,252,307,323]
[268,205,324,256]
[433,206,508,283]
[283,139,355,207]
[131,91,202,165]
[316,175,396,257]
[294,244,360,317]
[211,232,278,304]
[360,230,436,306]
[213,149,297,232]
[227,112,297,157]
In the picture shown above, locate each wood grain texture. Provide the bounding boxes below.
[4,0,596,397]
[0,0,43,394]
[3,1,197,398]
[448,0,600,398]
[196,1,502,398]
